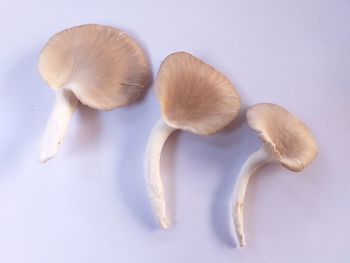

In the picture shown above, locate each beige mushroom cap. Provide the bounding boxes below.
[156,52,240,135]
[246,103,318,172]
[38,24,150,111]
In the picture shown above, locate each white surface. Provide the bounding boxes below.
[0,0,349,262]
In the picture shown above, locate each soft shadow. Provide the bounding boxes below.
[68,104,102,155]
[113,97,159,230]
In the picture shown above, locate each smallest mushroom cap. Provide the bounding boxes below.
[246,103,318,172]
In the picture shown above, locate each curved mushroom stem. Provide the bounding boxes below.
[145,118,177,229]
[232,146,275,247]
[38,89,78,163]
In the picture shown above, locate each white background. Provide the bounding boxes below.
[0,0,349,262]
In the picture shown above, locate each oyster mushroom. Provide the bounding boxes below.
[145,52,240,228]
[232,103,318,247]
[38,24,150,163]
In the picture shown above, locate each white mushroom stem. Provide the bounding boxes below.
[232,146,275,247]
[38,89,78,163]
[145,118,176,229]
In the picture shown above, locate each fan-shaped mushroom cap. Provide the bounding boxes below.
[246,103,318,172]
[38,24,150,111]
[156,52,240,135]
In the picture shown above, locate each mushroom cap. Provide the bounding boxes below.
[246,103,318,172]
[155,52,240,135]
[38,24,150,111]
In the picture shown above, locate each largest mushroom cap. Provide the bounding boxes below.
[38,24,150,111]
[246,103,318,172]
[156,52,240,135]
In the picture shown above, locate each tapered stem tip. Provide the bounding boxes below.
[159,217,170,229]
[38,150,56,164]
[238,235,246,247]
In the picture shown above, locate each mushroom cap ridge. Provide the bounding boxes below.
[246,103,318,172]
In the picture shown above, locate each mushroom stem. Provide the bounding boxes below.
[38,89,78,163]
[145,118,177,229]
[232,146,274,247]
